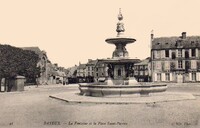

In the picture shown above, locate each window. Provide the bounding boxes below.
[134,66,138,70]
[96,68,98,71]
[96,73,98,77]
[157,73,161,81]
[134,71,138,75]
[157,51,161,58]
[192,49,196,57]
[140,71,144,76]
[170,62,176,70]
[192,73,196,81]
[145,71,148,75]
[191,60,197,69]
[118,69,121,76]
[172,52,176,59]
[156,61,161,70]
[185,50,189,58]
[165,50,169,57]
[154,50,161,59]
[165,61,170,70]
[178,61,183,68]
[166,73,170,81]
[178,49,182,57]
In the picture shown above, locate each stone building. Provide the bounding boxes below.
[77,63,86,77]
[151,32,200,83]
[22,47,50,84]
[86,59,98,77]
[93,59,108,82]
[134,58,151,82]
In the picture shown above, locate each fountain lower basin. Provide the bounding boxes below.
[79,83,167,97]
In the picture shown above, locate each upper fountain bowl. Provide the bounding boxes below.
[105,37,136,45]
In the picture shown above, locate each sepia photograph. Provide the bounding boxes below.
[0,0,200,128]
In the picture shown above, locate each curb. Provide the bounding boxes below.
[49,92,196,105]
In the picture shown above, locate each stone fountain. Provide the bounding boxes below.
[79,9,167,97]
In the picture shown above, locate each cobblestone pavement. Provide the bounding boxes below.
[0,84,200,128]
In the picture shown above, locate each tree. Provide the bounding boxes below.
[0,44,40,90]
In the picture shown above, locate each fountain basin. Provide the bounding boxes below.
[79,83,167,97]
[105,37,136,45]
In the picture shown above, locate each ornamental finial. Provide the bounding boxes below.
[116,8,125,36]
[118,8,123,21]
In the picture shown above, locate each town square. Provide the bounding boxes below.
[1,0,200,128]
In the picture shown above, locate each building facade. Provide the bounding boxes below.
[134,58,151,82]
[77,63,86,77]
[151,32,200,83]
[22,47,49,84]
[85,59,98,77]
[93,59,108,82]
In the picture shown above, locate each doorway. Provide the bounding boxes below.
[177,73,183,83]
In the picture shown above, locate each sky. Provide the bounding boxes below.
[0,0,200,68]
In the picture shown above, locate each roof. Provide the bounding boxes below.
[134,58,150,66]
[66,66,78,77]
[97,58,141,64]
[152,36,200,50]
[86,59,98,66]
[77,64,86,69]
[51,71,66,76]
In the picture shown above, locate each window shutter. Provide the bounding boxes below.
[161,50,165,58]
[182,49,185,58]
[196,48,198,57]
[197,72,200,81]
[189,49,192,57]
[176,49,178,57]
[189,73,192,81]
[182,60,185,69]
[165,61,170,70]
[170,73,173,81]
[169,50,172,58]
[161,73,166,81]
[191,60,197,69]
[154,73,157,82]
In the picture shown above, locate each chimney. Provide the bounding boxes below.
[182,32,186,39]
[54,63,58,67]
[88,59,92,62]
[151,30,154,40]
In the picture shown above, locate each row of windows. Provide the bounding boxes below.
[153,60,200,70]
[134,71,148,76]
[96,73,104,77]
[134,65,148,70]
[156,73,197,81]
[87,67,94,71]
[153,48,198,59]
